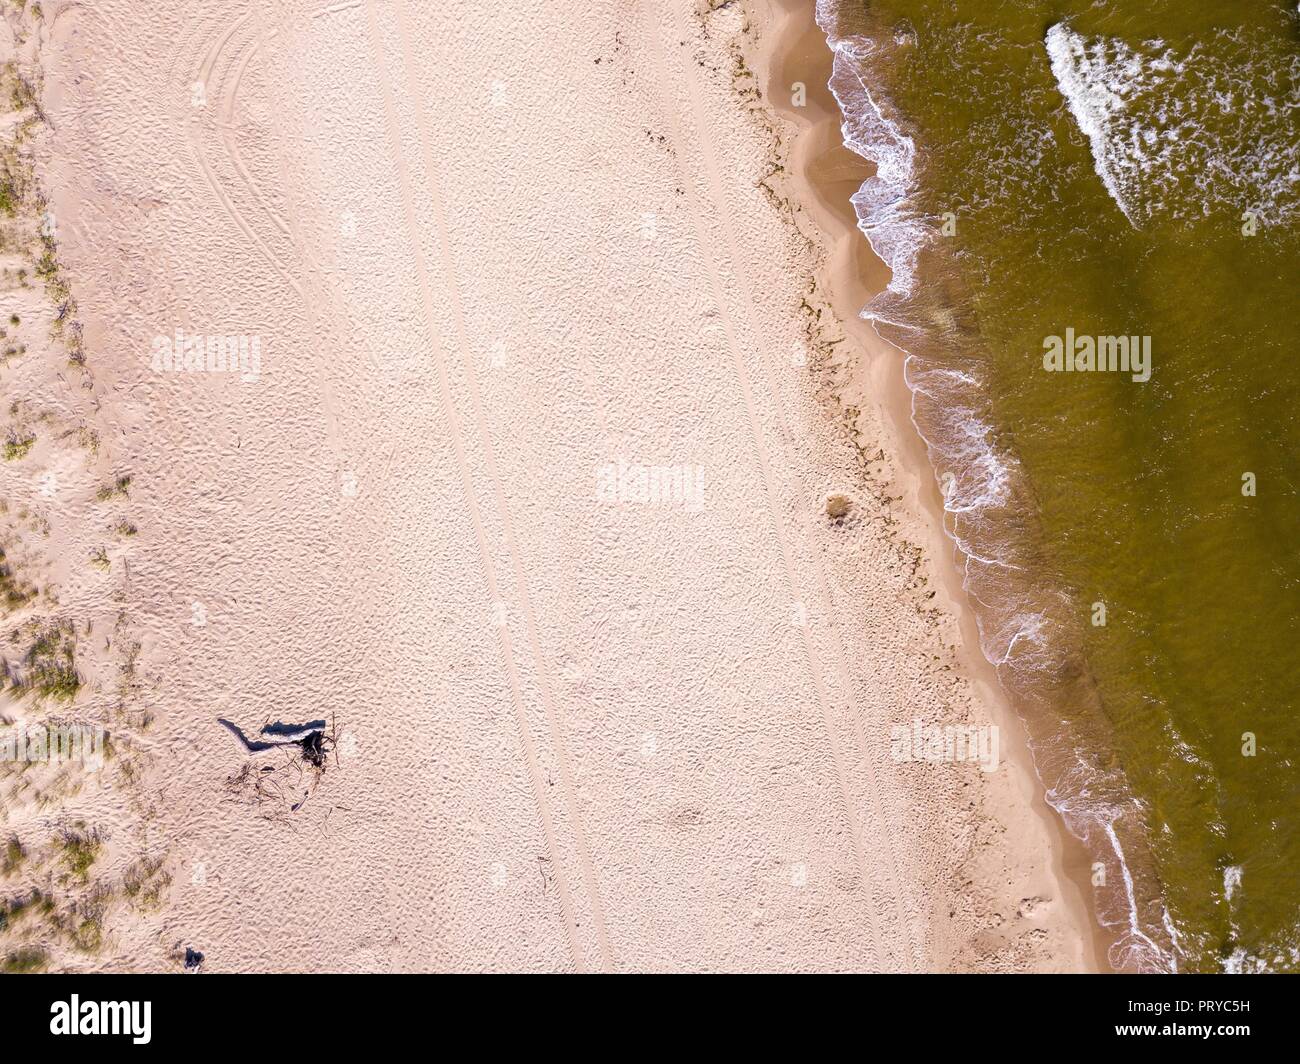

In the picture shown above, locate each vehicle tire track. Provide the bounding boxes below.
[381,0,616,973]
[642,1,913,970]
[663,5,924,966]
[359,0,598,973]
[187,11,302,298]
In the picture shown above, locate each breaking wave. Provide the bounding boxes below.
[1046,22,1300,227]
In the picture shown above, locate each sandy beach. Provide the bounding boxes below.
[1,0,1098,973]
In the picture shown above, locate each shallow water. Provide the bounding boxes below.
[818,0,1300,970]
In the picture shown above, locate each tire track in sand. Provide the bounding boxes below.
[666,5,923,968]
[360,0,609,973]
[642,2,914,970]
[187,12,301,298]
[187,9,355,494]
[379,0,616,973]
[216,4,422,481]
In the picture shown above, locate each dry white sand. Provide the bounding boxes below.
[0,0,1098,971]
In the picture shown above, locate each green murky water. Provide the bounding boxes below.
[818,0,1300,970]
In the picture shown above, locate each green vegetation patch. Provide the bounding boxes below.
[11,619,80,700]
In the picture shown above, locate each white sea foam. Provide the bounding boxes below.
[1046,22,1300,228]
[1224,864,1243,904]
[817,1,1017,570]
[817,2,926,302]
[1044,768,1177,972]
[1045,24,1138,223]
[817,0,1014,555]
[1104,819,1172,972]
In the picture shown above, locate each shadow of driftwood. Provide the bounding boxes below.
[218,718,326,753]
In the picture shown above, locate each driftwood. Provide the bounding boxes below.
[220,715,342,819]
[300,729,327,768]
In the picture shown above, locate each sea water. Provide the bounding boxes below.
[816,0,1300,971]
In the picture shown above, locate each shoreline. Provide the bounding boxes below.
[741,0,1112,971]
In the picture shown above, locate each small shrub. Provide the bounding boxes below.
[95,474,131,502]
[59,827,100,882]
[3,430,34,461]
[13,620,80,700]
[2,834,23,875]
[1,946,46,973]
